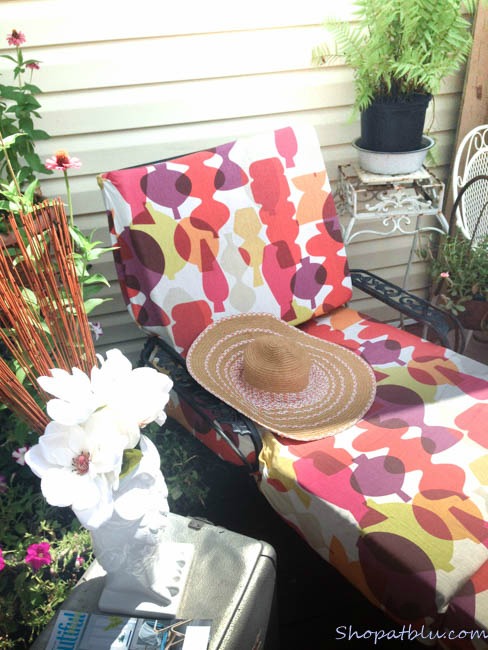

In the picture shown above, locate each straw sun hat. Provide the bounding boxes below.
[186,313,376,441]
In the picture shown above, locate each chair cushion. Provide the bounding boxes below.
[161,305,488,637]
[258,306,488,640]
[99,125,352,355]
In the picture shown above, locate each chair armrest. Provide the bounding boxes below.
[350,269,465,353]
[139,337,262,472]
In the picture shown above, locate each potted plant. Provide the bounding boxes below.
[418,230,488,331]
[313,0,480,156]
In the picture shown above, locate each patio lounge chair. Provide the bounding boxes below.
[98,124,488,646]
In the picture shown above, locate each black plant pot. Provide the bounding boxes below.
[360,94,432,153]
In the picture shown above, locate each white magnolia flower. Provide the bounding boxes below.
[24,414,127,529]
[37,366,100,425]
[37,348,173,433]
[91,349,173,428]
[29,349,173,528]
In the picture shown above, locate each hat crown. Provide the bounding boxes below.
[242,334,311,393]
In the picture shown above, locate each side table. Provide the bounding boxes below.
[336,163,449,289]
[30,514,278,650]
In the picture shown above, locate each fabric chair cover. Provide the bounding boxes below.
[99,125,488,646]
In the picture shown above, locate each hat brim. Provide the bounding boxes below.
[186,313,377,441]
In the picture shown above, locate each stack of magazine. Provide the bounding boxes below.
[43,609,212,650]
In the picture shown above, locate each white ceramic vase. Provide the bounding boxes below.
[90,434,188,616]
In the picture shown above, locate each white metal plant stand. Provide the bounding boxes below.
[336,164,449,290]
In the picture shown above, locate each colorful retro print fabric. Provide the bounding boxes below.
[99,125,352,356]
[100,124,488,644]
[259,307,488,647]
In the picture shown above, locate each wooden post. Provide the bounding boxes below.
[443,3,488,224]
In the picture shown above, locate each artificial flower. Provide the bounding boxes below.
[37,366,99,425]
[39,348,173,431]
[24,416,127,528]
[45,150,82,171]
[7,29,25,47]
[26,350,173,528]
[12,445,30,466]
[91,349,173,428]
[0,548,5,571]
[83,403,140,454]
[25,542,52,571]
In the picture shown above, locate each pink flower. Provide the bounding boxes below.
[0,548,5,571]
[7,30,26,46]
[75,556,85,568]
[45,150,82,171]
[26,61,40,71]
[12,445,29,466]
[89,321,103,341]
[440,272,450,278]
[25,542,52,571]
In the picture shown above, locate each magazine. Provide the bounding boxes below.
[43,609,212,650]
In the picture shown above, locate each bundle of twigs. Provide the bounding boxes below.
[0,199,97,434]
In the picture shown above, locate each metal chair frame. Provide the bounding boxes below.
[451,124,488,245]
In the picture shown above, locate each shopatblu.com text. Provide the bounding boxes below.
[335,624,488,644]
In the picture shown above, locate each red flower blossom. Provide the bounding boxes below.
[26,61,40,71]
[0,548,5,571]
[25,542,52,571]
[45,150,82,171]
[7,30,26,47]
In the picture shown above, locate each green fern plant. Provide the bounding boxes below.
[313,0,480,113]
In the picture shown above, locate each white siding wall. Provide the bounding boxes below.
[0,0,465,360]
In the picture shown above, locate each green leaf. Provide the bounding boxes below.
[169,485,183,500]
[82,283,109,300]
[0,132,26,149]
[18,116,34,132]
[23,179,40,204]
[14,95,41,111]
[119,449,143,479]
[0,54,18,64]
[14,365,27,383]
[22,83,42,94]
[23,151,47,173]
[83,298,108,314]
[82,272,111,287]
[0,86,23,101]
[31,129,50,141]
[69,225,91,248]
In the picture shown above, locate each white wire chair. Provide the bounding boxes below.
[451,124,488,245]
